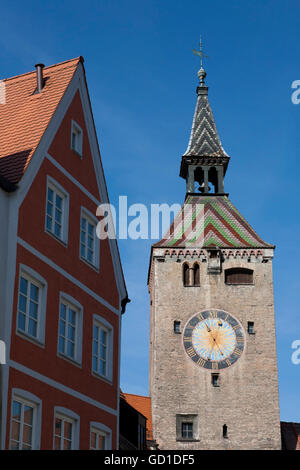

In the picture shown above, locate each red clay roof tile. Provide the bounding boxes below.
[0,57,82,183]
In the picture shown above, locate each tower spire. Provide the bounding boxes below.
[180,39,230,196]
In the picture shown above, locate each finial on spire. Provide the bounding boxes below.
[192,36,209,87]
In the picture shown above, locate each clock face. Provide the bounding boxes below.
[183,309,245,370]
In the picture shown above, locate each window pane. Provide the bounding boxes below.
[59,319,66,336]
[29,301,38,318]
[47,201,53,216]
[22,424,32,445]
[67,341,74,358]
[92,356,98,372]
[55,418,62,435]
[91,431,96,449]
[20,277,28,295]
[48,187,54,202]
[58,336,65,354]
[11,421,20,442]
[18,295,27,313]
[60,303,66,320]
[68,309,76,325]
[17,313,26,331]
[30,283,39,302]
[46,215,52,231]
[28,318,37,337]
[56,194,62,210]
[54,222,61,238]
[81,217,86,230]
[64,421,72,440]
[54,436,61,450]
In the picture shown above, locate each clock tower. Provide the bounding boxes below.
[148,62,281,450]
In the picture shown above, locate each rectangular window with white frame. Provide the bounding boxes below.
[71,120,83,157]
[54,409,79,450]
[58,294,83,365]
[9,391,42,450]
[80,207,100,269]
[90,423,112,450]
[92,315,113,382]
[17,266,47,344]
[45,177,69,244]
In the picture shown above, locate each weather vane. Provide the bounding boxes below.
[192,36,208,69]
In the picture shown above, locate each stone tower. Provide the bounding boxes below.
[148,64,281,450]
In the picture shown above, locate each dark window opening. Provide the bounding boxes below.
[193,263,200,286]
[248,321,255,334]
[225,268,253,285]
[212,373,219,387]
[174,321,181,334]
[181,422,193,440]
[223,424,228,439]
[183,263,189,286]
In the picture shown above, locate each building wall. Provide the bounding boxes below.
[149,250,281,450]
[2,83,122,449]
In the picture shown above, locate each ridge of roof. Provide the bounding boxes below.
[3,56,83,83]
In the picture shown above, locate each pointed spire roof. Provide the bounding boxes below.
[184,67,228,158]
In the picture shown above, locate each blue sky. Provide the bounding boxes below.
[1,0,300,421]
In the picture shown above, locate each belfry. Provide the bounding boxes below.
[148,46,281,450]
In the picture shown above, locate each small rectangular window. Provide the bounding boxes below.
[45,179,68,243]
[90,428,107,450]
[174,321,181,334]
[10,398,35,450]
[92,318,113,381]
[248,321,255,334]
[54,414,75,450]
[17,274,41,339]
[80,209,99,269]
[181,422,193,440]
[58,300,79,362]
[71,121,83,156]
[212,373,219,387]
[225,268,253,285]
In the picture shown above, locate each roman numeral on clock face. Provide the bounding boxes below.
[184,336,192,342]
[186,347,197,358]
[197,357,206,367]
[210,311,218,319]
[233,348,242,356]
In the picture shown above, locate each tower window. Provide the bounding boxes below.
[193,263,200,286]
[211,373,219,387]
[225,268,253,285]
[183,263,190,286]
[181,422,193,440]
[223,424,228,439]
[174,321,181,334]
[247,321,255,334]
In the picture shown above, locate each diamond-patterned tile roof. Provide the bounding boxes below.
[184,91,228,158]
[154,195,273,249]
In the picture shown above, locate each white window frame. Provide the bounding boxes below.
[45,176,69,245]
[71,120,83,157]
[90,422,112,450]
[80,207,100,270]
[9,389,42,450]
[92,315,113,382]
[57,293,83,366]
[53,407,80,450]
[16,265,47,345]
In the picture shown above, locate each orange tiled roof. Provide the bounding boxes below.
[122,393,152,440]
[0,57,82,183]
